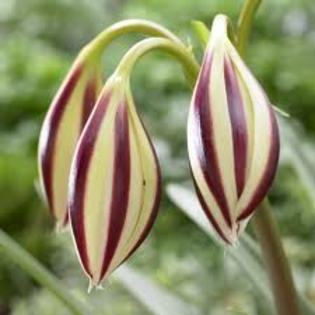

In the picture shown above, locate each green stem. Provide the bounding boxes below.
[0,229,91,315]
[114,37,200,88]
[236,0,262,56]
[254,201,300,315]
[80,19,187,59]
[236,2,300,314]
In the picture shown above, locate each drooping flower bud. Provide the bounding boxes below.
[187,15,280,244]
[68,74,161,285]
[38,52,102,227]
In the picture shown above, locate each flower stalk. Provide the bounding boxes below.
[236,1,300,314]
[254,201,300,315]
[82,19,192,59]
[114,37,200,86]
[236,0,262,56]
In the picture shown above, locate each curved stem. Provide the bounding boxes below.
[0,229,91,315]
[236,1,300,314]
[254,201,300,315]
[80,19,186,59]
[236,0,262,56]
[114,37,200,88]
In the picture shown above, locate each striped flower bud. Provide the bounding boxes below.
[68,74,161,285]
[187,15,280,244]
[38,53,102,227]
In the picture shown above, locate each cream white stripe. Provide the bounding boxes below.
[83,94,118,282]
[105,89,158,277]
[210,40,238,215]
[53,72,88,223]
[226,41,274,215]
[234,70,254,183]
[187,102,236,242]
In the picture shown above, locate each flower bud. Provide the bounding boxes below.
[187,15,280,244]
[68,74,161,285]
[38,54,102,227]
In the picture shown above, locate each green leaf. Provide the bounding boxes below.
[166,183,315,315]
[166,183,273,309]
[115,265,201,315]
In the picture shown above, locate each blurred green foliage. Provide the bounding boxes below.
[1,0,315,314]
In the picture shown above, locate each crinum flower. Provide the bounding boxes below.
[68,73,161,285]
[187,14,280,244]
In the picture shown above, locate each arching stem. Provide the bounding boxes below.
[80,19,193,61]
[114,37,200,88]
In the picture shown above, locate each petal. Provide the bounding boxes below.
[38,59,101,226]
[226,41,280,221]
[187,50,237,244]
[187,17,240,243]
[187,14,280,243]
[69,77,161,284]
[107,84,161,269]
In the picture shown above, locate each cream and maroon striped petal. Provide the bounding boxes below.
[187,49,237,244]
[68,76,161,285]
[187,14,280,244]
[38,58,102,226]
[225,41,280,221]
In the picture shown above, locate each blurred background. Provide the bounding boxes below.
[1,0,315,314]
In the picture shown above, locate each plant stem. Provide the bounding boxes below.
[254,201,300,315]
[0,229,91,315]
[236,0,262,56]
[80,19,190,60]
[114,37,199,87]
[236,1,300,314]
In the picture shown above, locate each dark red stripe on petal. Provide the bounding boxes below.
[224,57,248,197]
[192,53,232,227]
[191,169,232,244]
[81,76,97,130]
[100,102,131,281]
[237,105,280,221]
[69,92,112,278]
[39,64,83,220]
[62,212,69,226]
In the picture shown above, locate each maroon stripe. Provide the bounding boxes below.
[122,122,161,264]
[224,57,248,197]
[69,92,112,278]
[39,63,83,220]
[99,102,131,281]
[191,53,232,227]
[237,105,280,221]
[62,212,69,226]
[191,169,231,244]
[81,76,97,130]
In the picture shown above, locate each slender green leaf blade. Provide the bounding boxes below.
[115,265,201,315]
